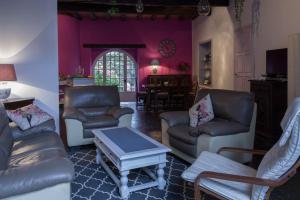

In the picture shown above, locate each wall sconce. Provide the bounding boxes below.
[0,64,17,99]
[150,59,160,74]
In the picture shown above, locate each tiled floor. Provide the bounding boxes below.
[121,102,300,200]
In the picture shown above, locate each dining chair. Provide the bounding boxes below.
[181,97,300,200]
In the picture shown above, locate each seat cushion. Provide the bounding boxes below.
[168,125,198,157]
[0,130,74,199]
[1,155,74,199]
[11,131,65,157]
[83,115,119,129]
[189,118,249,137]
[182,151,256,200]
[168,125,198,145]
[169,136,197,157]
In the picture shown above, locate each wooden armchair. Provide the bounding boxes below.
[182,98,300,200]
[195,147,300,200]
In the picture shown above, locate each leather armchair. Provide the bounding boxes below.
[160,89,257,164]
[63,86,134,147]
[0,103,74,200]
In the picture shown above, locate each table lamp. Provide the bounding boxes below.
[0,64,17,99]
[150,59,160,74]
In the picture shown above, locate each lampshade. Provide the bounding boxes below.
[0,64,17,81]
[150,59,160,66]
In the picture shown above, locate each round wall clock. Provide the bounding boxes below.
[159,39,176,58]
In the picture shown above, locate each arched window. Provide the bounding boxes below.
[94,50,137,92]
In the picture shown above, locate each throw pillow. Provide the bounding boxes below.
[7,104,53,130]
[189,94,214,127]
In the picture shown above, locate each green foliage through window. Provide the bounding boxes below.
[94,50,136,92]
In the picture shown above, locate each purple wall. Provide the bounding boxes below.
[58,15,80,76]
[58,15,192,89]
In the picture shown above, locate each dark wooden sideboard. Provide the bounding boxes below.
[147,74,192,87]
[2,98,35,110]
[250,80,287,148]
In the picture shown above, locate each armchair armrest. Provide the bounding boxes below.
[108,107,134,119]
[63,108,87,122]
[217,147,267,156]
[10,119,56,140]
[195,171,278,188]
[160,111,189,127]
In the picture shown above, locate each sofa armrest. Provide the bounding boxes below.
[10,119,56,140]
[0,157,74,199]
[108,107,134,119]
[63,108,87,122]
[160,111,189,127]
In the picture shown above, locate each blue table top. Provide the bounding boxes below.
[102,127,157,153]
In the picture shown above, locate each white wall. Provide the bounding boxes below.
[0,0,59,130]
[192,0,253,90]
[193,0,300,94]
[192,7,235,89]
[254,0,300,78]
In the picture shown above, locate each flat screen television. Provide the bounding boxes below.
[266,48,287,77]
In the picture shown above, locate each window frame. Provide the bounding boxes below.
[92,49,137,92]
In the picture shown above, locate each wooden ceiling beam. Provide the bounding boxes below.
[58,0,229,7]
[57,0,229,20]
[83,43,146,49]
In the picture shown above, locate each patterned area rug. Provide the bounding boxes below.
[69,147,195,200]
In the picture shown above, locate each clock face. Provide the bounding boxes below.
[159,39,176,58]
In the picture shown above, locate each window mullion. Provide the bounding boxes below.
[103,56,106,85]
[124,55,127,92]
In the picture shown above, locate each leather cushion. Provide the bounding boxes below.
[0,103,13,170]
[78,107,109,117]
[160,111,190,127]
[83,115,119,129]
[0,126,13,170]
[0,156,74,199]
[64,86,120,108]
[194,89,254,126]
[12,131,65,158]
[168,125,198,145]
[169,136,197,158]
[189,118,249,137]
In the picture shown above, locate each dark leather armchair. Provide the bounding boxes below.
[0,103,74,200]
[160,89,257,163]
[63,86,134,147]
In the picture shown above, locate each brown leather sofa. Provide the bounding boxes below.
[63,86,134,147]
[160,89,257,163]
[0,103,74,200]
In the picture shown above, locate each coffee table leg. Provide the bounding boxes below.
[96,148,102,165]
[120,170,129,198]
[157,163,166,190]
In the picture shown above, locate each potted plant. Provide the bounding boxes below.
[178,62,190,73]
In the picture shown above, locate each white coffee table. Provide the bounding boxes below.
[93,127,171,199]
